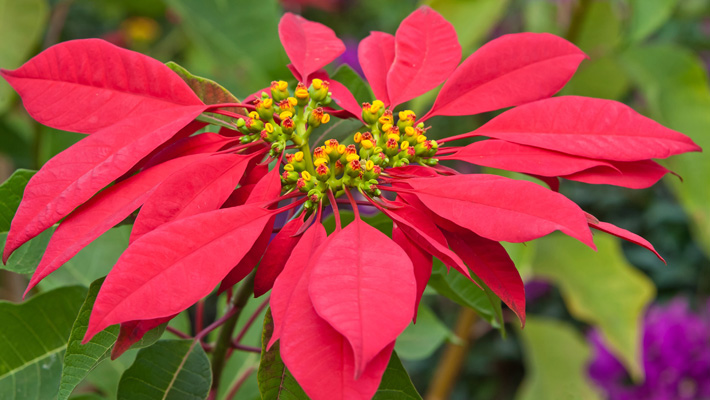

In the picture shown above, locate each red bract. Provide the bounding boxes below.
[1,5,701,400]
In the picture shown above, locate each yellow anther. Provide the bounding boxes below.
[401,141,410,150]
[314,158,328,167]
[249,111,260,119]
[388,134,401,142]
[284,164,294,171]
[337,144,346,154]
[366,160,375,171]
[382,123,392,133]
[276,80,288,91]
[263,98,273,108]
[379,115,393,124]
[295,88,309,99]
[288,97,298,106]
[417,135,427,143]
[405,126,415,136]
[293,151,304,162]
[280,111,293,120]
[321,114,330,124]
[312,79,323,90]
[370,100,384,113]
[301,171,312,181]
[361,139,374,149]
[398,110,416,121]
[346,153,360,162]
[264,123,274,133]
[354,132,362,143]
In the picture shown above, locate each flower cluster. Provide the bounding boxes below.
[0,6,700,399]
[589,298,710,400]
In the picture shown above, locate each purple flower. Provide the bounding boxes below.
[589,298,710,400]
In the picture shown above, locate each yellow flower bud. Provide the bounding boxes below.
[321,114,330,124]
[401,141,410,150]
[346,153,360,162]
[284,164,294,171]
[312,79,323,90]
[405,126,415,136]
[288,97,298,106]
[354,132,362,143]
[301,171,312,181]
[314,158,328,167]
[337,144,346,154]
[263,98,273,108]
[293,151,304,162]
[264,122,274,133]
[366,160,375,171]
[417,135,427,143]
[370,100,384,113]
[280,111,293,120]
[249,111,260,119]
[361,139,374,149]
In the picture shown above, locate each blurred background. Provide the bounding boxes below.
[0,0,708,399]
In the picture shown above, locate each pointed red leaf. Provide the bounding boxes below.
[3,105,207,262]
[589,220,665,263]
[84,204,273,341]
[254,216,306,297]
[441,139,617,177]
[386,6,461,108]
[269,222,327,349]
[141,130,238,171]
[130,154,251,242]
[386,165,441,179]
[278,237,393,399]
[375,200,468,278]
[392,225,431,322]
[279,13,345,82]
[473,96,701,161]
[328,79,364,121]
[0,39,203,134]
[422,33,586,120]
[404,174,595,248]
[443,229,526,327]
[110,315,175,360]
[24,154,207,295]
[358,31,395,105]
[245,164,282,204]
[564,159,669,189]
[308,219,416,376]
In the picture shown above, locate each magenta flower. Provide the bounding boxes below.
[0,6,700,399]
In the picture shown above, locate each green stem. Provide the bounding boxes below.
[209,271,256,397]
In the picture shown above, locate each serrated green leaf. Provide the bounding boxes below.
[166,61,241,105]
[1,227,54,274]
[428,259,503,329]
[627,0,678,43]
[0,0,49,112]
[619,45,710,257]
[331,65,375,105]
[117,340,211,400]
[373,352,422,400]
[58,277,165,400]
[531,233,654,381]
[0,286,87,400]
[516,318,602,400]
[0,169,35,232]
[258,308,308,400]
[395,303,452,361]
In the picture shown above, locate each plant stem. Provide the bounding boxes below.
[209,270,256,397]
[225,366,256,400]
[425,306,478,400]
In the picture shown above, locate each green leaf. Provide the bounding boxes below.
[0,0,49,112]
[1,227,54,274]
[0,169,35,232]
[428,260,503,329]
[395,303,452,361]
[258,308,309,400]
[37,225,131,291]
[0,286,87,400]
[570,0,621,57]
[330,65,374,105]
[69,394,107,400]
[523,0,563,36]
[373,352,422,400]
[58,277,165,400]
[627,0,678,43]
[322,211,393,236]
[619,45,710,257]
[163,0,287,94]
[166,61,241,105]
[561,56,630,100]
[516,317,602,400]
[531,233,655,380]
[117,340,211,400]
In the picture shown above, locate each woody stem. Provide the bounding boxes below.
[209,270,256,398]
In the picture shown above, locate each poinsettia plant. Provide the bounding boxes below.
[0,5,701,400]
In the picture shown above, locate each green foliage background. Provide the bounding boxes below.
[0,0,708,399]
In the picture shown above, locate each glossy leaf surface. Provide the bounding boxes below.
[255,216,306,297]
[563,159,669,189]
[386,6,461,108]
[391,226,432,321]
[258,308,308,400]
[0,39,203,134]
[0,169,35,232]
[424,33,585,120]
